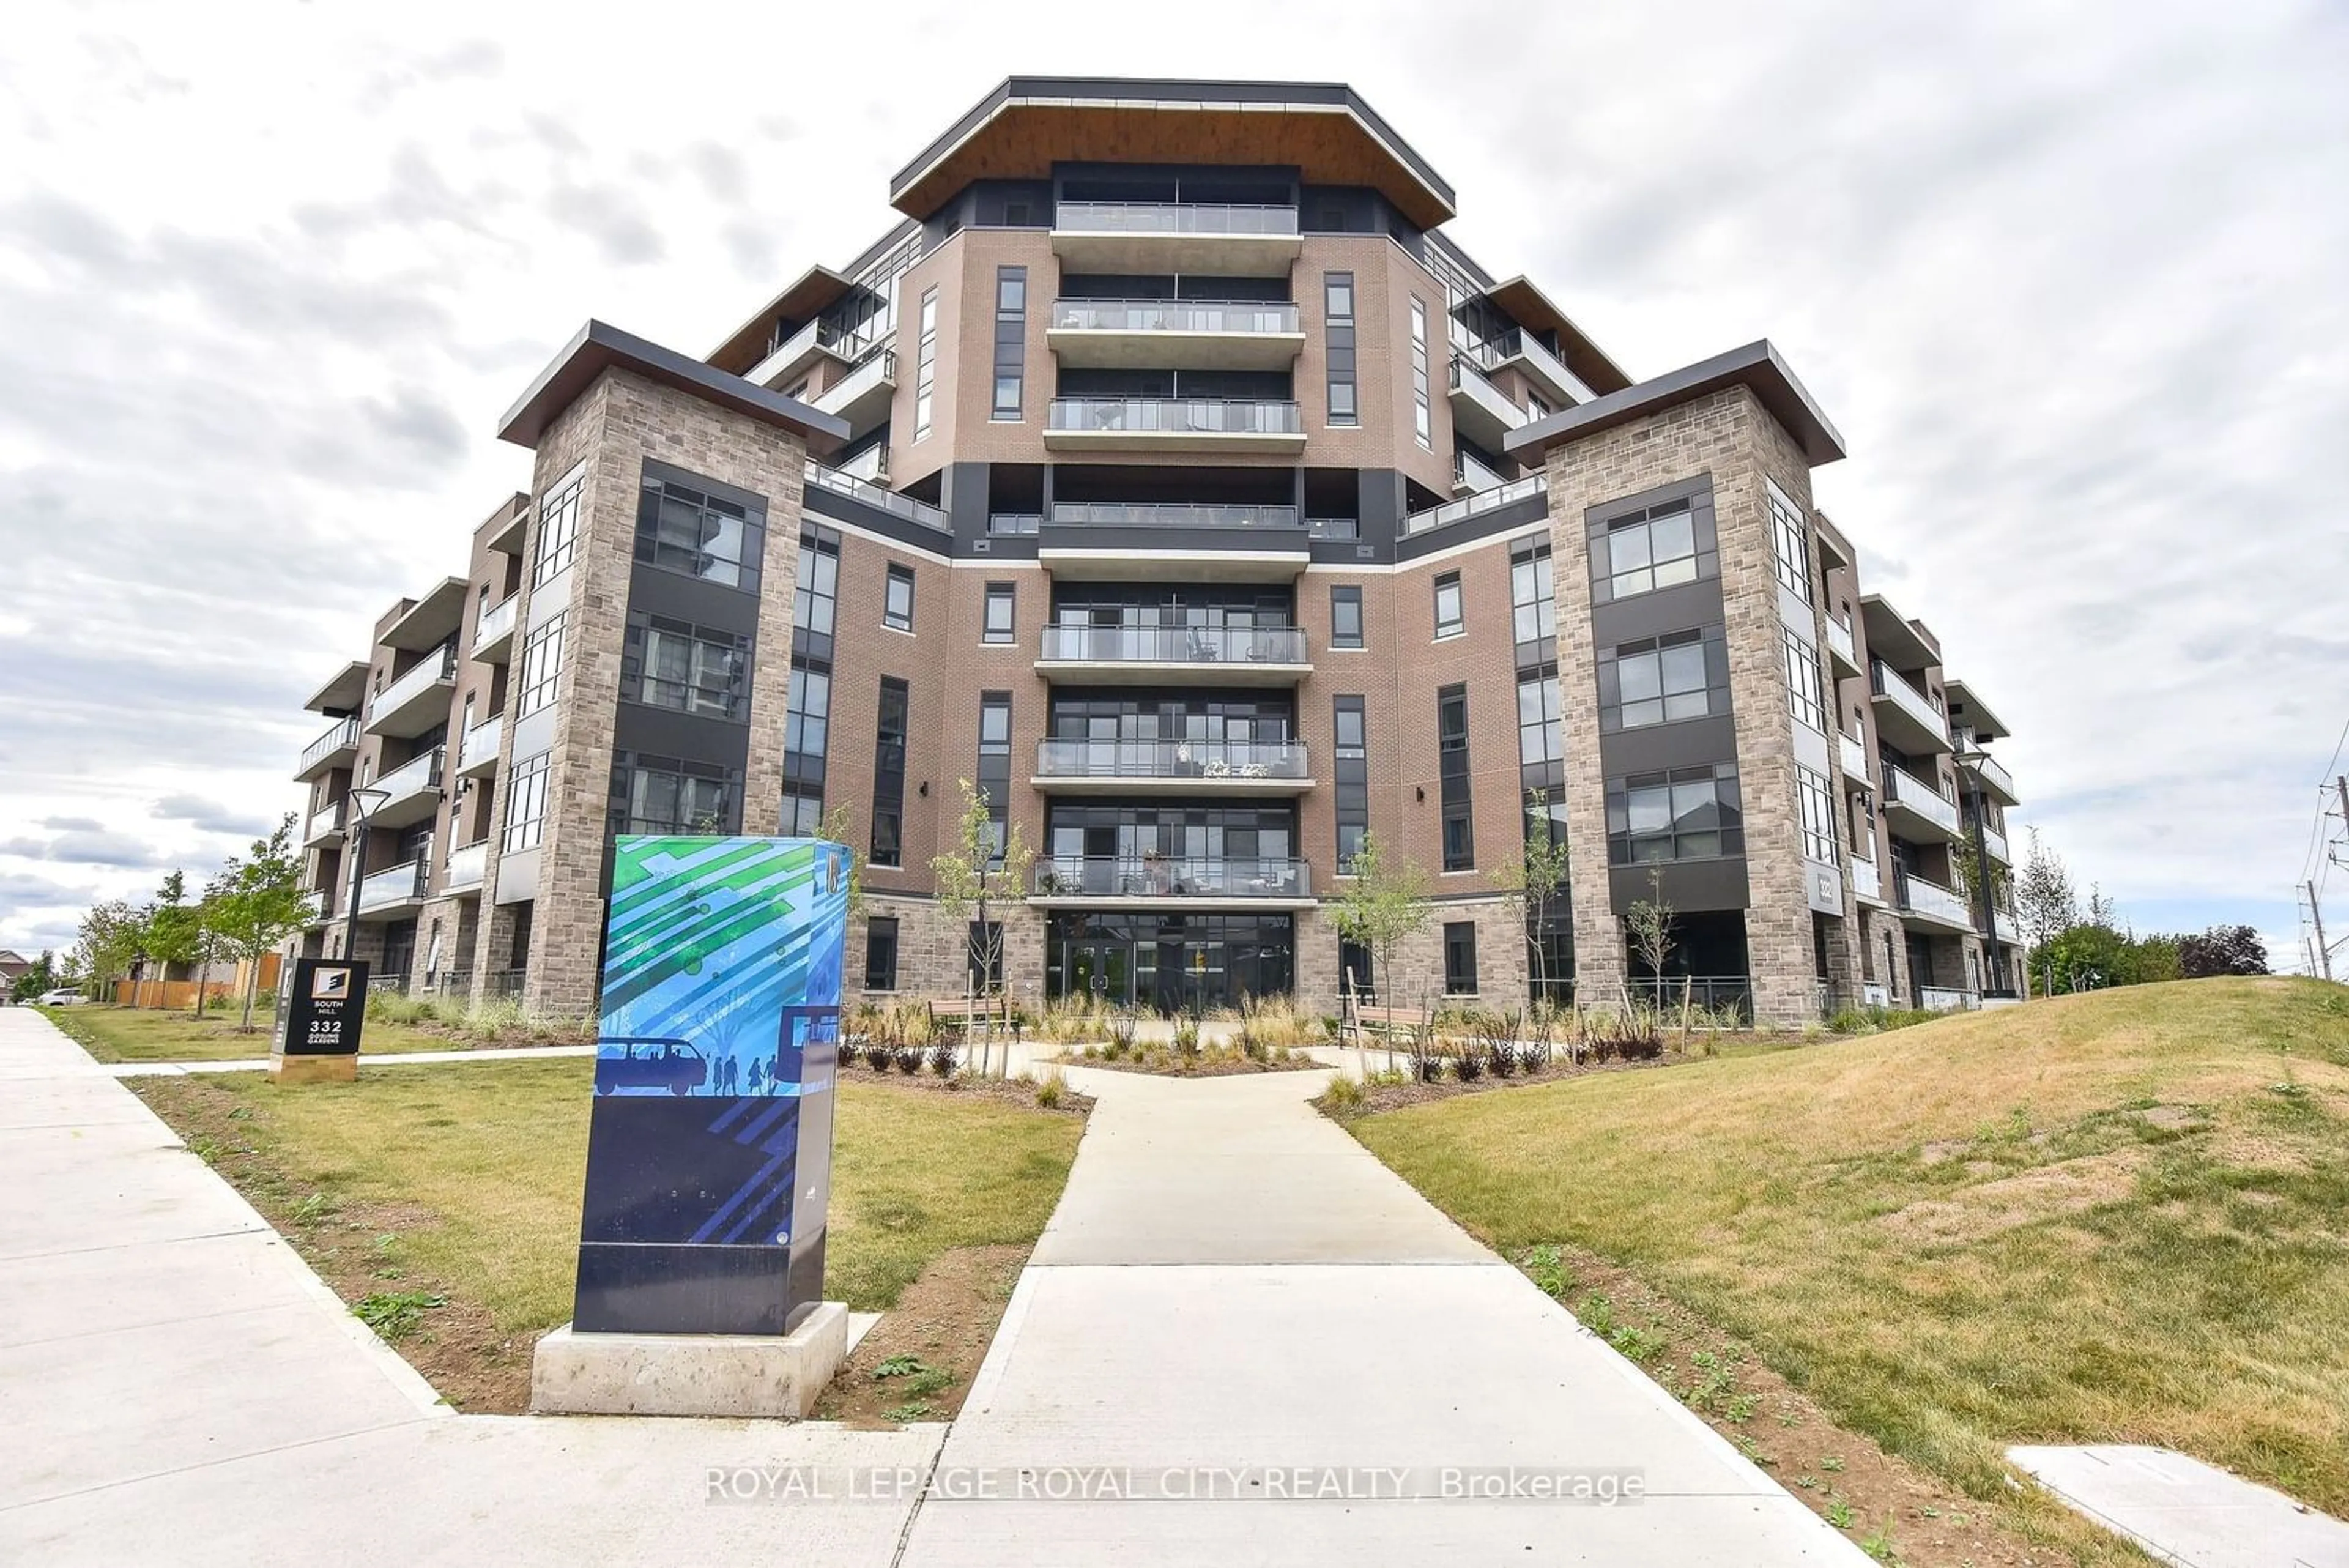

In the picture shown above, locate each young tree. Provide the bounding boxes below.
[10,949,57,1004]
[1624,866,1677,1009]
[2014,827,2079,997]
[1330,830,1431,1013]
[814,803,867,923]
[1491,789,1572,1006]
[144,871,202,1011]
[73,899,147,1001]
[2178,924,2269,978]
[206,815,315,1033]
[930,778,1034,1066]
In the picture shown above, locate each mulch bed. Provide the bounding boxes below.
[834,1058,1095,1115]
[1051,1050,1325,1078]
[1324,1046,1707,1115]
[813,1244,1031,1427]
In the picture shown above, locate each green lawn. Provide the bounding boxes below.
[42,1003,458,1063]
[1350,978,2349,1528]
[150,1059,1083,1333]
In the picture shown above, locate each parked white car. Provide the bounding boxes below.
[36,988,86,1006]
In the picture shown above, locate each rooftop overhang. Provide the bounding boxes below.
[303,660,370,716]
[1812,509,1856,571]
[1503,340,1846,467]
[890,77,1457,229]
[1481,275,1633,395]
[1945,680,2011,741]
[706,263,857,375]
[499,320,849,450]
[1860,594,1941,672]
[380,576,469,653]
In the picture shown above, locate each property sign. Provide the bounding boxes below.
[280,958,368,1057]
[569,836,850,1337]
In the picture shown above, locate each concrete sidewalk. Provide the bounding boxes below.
[0,1008,931,1567]
[897,1066,1866,1564]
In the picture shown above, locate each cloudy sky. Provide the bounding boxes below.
[1,1,2343,968]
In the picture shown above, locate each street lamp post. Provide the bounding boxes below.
[340,787,393,971]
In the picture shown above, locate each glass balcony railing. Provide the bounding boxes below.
[1447,354,1530,432]
[1048,501,1299,530]
[1453,447,1505,494]
[1896,870,1973,929]
[374,746,443,807]
[1851,856,1882,902]
[1964,751,2019,803]
[460,714,503,773]
[802,460,949,532]
[987,512,1042,537]
[1982,825,2011,864]
[1918,986,1980,1013]
[357,857,429,913]
[1403,472,1548,537]
[371,645,457,721]
[299,716,360,775]
[1033,855,1312,899]
[1051,299,1301,335]
[750,316,870,385]
[1824,613,1855,667]
[472,593,517,654]
[1456,328,1599,406]
[1869,659,1950,745]
[1035,738,1308,781]
[1046,398,1303,437]
[443,839,488,891]
[1882,764,1961,836]
[1838,729,1872,786]
[1039,623,1308,666]
[1307,516,1360,540]
[1053,201,1299,236]
[304,799,347,845]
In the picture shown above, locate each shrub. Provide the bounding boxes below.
[927,1041,958,1079]
[892,1044,925,1074]
[1172,1019,1200,1055]
[1108,1008,1138,1055]
[1036,1076,1063,1109]
[862,1043,894,1072]
[1324,1075,1367,1113]
[1452,1046,1485,1083]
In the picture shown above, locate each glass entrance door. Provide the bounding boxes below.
[1067,942,1134,1008]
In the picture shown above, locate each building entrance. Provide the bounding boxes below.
[1046,912,1293,1013]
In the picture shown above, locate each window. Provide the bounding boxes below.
[1334,696,1369,872]
[785,666,830,781]
[1767,477,1813,600]
[1330,585,1364,650]
[1518,672,1562,771]
[621,614,748,721]
[870,677,909,868]
[1595,496,1716,602]
[1433,571,1464,639]
[983,582,1015,644]
[785,530,839,834]
[1324,272,1357,426]
[1607,763,1744,864]
[1797,765,1839,866]
[992,267,1025,419]
[863,917,900,992]
[1784,628,1828,733]
[1599,626,1729,731]
[635,474,763,592]
[793,531,840,647]
[978,693,1011,864]
[1409,297,1431,447]
[968,920,1004,992]
[532,473,582,586]
[515,612,567,719]
[501,752,550,852]
[1510,537,1556,655]
[912,286,938,440]
[611,754,739,837]
[883,563,915,632]
[1443,921,1478,996]
[1439,683,1474,871]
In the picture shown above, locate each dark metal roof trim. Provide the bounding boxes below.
[498,321,850,449]
[1503,340,1846,466]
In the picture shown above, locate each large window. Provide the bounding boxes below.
[636,475,763,592]
[1607,763,1744,864]
[1330,584,1364,650]
[1444,921,1479,996]
[532,473,582,586]
[1797,764,1839,866]
[983,582,1015,644]
[1599,626,1730,731]
[1324,272,1357,426]
[784,530,839,836]
[1767,477,1813,600]
[978,693,1011,864]
[1518,671,1562,772]
[1334,696,1368,872]
[621,614,748,721]
[992,267,1025,420]
[515,612,567,719]
[1433,571,1464,639]
[1784,628,1828,734]
[912,286,939,440]
[1594,496,1716,603]
[793,530,839,647]
[883,563,915,633]
[1439,683,1474,871]
[863,917,899,992]
[870,677,909,868]
[1510,536,1556,659]
[501,752,550,852]
[1409,297,1432,448]
[611,754,739,836]
[784,664,830,823]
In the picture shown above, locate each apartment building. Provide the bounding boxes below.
[284,76,2024,1024]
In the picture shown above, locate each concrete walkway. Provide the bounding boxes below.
[896,1066,1865,1564]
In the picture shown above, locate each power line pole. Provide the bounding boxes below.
[2310,880,2335,983]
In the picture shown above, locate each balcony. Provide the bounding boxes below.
[1896,870,1975,934]
[746,316,865,392]
[1044,396,1305,455]
[472,593,518,664]
[801,459,951,534]
[810,347,896,440]
[365,645,457,740]
[1453,447,1505,496]
[458,713,503,779]
[296,715,360,781]
[1881,764,1962,844]
[1033,738,1311,796]
[355,857,429,918]
[1307,516,1359,540]
[1403,472,1549,538]
[1981,825,2011,865]
[1037,623,1310,686]
[1458,330,1598,408]
[1837,730,1872,792]
[1031,855,1313,907]
[1039,500,1310,582]
[1869,659,1951,755]
[1048,299,1304,370]
[1447,354,1530,451]
[443,839,488,894]
[987,512,1042,537]
[1049,201,1302,278]
[367,746,443,831]
[1824,613,1860,678]
[1961,749,2020,807]
[1851,855,1883,905]
[303,798,347,849]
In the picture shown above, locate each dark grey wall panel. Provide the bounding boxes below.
[1602,713,1740,777]
[1610,858,1748,915]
